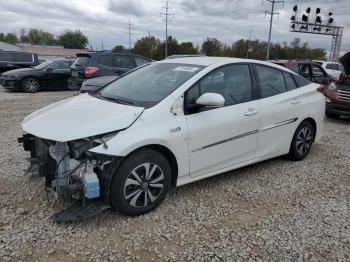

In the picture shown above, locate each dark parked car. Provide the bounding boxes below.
[68,51,151,91]
[80,75,119,94]
[323,52,350,118]
[0,59,73,92]
[270,60,336,86]
[0,51,39,73]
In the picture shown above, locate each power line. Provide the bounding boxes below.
[263,0,284,60]
[160,1,174,58]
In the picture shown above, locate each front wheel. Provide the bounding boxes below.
[110,149,171,216]
[288,121,314,161]
[21,77,40,93]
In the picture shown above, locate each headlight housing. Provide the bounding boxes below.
[328,82,338,90]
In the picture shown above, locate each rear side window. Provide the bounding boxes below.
[98,55,116,67]
[283,72,298,91]
[134,57,150,67]
[13,53,33,62]
[292,74,311,87]
[326,63,337,70]
[255,65,286,98]
[73,56,90,67]
[116,56,134,68]
[0,52,13,61]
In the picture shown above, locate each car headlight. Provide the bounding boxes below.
[328,82,338,90]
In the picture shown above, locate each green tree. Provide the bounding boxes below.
[58,30,88,49]
[3,33,18,44]
[178,42,198,54]
[134,36,162,60]
[201,38,223,56]
[112,45,125,52]
[23,29,57,45]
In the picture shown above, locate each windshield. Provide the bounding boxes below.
[34,61,52,69]
[99,63,204,107]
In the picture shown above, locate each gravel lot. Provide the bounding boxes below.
[0,89,349,262]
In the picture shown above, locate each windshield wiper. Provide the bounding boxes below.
[94,92,135,105]
[114,97,135,105]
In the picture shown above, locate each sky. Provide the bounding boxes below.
[0,0,349,55]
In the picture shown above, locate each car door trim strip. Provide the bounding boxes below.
[260,117,298,132]
[191,117,298,153]
[191,130,259,153]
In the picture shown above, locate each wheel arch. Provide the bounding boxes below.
[122,144,179,188]
[302,117,317,141]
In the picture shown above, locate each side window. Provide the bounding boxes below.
[311,64,326,84]
[134,57,150,67]
[98,55,116,67]
[255,65,286,98]
[293,74,311,87]
[116,56,134,68]
[325,63,334,70]
[298,64,311,81]
[49,61,72,70]
[283,72,298,91]
[185,64,252,112]
[0,52,13,61]
[290,64,300,74]
[13,53,33,62]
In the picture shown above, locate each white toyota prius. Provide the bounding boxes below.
[19,57,325,220]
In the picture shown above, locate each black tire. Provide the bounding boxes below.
[110,149,171,216]
[21,77,40,93]
[288,121,315,161]
[326,111,340,119]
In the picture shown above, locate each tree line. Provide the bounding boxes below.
[0,28,88,49]
[0,27,326,60]
[124,36,326,61]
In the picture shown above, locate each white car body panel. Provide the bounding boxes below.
[22,93,144,142]
[21,57,325,187]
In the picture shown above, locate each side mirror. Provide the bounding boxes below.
[196,93,225,108]
[46,67,53,72]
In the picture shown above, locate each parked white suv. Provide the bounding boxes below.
[314,60,344,80]
[19,57,325,220]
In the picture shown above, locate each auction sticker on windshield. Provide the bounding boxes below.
[174,66,199,72]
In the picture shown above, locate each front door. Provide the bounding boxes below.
[185,64,260,177]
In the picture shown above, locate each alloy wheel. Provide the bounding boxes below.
[23,78,39,92]
[296,127,312,155]
[124,163,164,208]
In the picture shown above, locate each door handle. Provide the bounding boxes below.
[291,99,301,105]
[244,108,259,116]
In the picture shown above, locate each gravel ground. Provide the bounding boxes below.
[0,89,349,262]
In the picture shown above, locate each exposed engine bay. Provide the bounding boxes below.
[18,133,120,222]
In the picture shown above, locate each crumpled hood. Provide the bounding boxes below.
[22,93,144,142]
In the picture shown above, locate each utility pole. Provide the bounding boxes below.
[246,30,252,58]
[161,1,174,58]
[148,30,153,59]
[263,0,284,60]
[127,19,133,50]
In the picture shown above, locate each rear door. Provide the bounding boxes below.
[70,54,91,81]
[254,64,306,157]
[44,60,73,88]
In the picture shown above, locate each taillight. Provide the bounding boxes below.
[84,67,98,77]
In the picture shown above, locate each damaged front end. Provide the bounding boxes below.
[18,133,120,222]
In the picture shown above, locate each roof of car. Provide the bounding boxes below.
[157,56,282,67]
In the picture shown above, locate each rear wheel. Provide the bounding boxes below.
[21,77,40,93]
[110,149,171,216]
[288,121,314,161]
